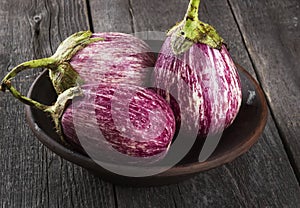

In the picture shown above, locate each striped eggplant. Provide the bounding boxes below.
[0,31,175,160]
[66,32,155,88]
[59,84,175,160]
[154,0,242,135]
[1,31,155,94]
[0,81,175,161]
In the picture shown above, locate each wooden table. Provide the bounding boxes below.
[0,0,299,207]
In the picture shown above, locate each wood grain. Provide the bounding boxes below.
[0,0,299,207]
[0,0,115,207]
[89,0,133,33]
[228,0,300,179]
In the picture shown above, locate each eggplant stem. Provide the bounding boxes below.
[185,0,200,21]
[0,30,102,145]
[4,78,83,144]
[4,80,50,111]
[167,0,223,54]
[45,86,84,144]
[1,57,56,91]
[1,30,104,94]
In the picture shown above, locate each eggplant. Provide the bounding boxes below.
[153,0,242,135]
[1,31,155,94]
[0,80,175,161]
[60,84,175,159]
[0,31,175,161]
[65,32,155,88]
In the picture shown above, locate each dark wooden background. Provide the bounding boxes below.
[0,0,299,207]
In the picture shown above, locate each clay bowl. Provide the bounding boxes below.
[25,63,267,186]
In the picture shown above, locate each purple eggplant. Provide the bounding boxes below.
[0,80,175,162]
[0,31,175,161]
[60,84,175,160]
[67,32,155,87]
[1,31,155,94]
[153,0,242,135]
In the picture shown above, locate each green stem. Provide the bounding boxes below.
[45,86,83,143]
[1,57,56,92]
[0,30,101,144]
[4,80,50,111]
[1,30,103,94]
[185,0,200,21]
[4,79,83,144]
[167,0,223,54]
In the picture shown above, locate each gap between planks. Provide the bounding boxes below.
[85,0,95,32]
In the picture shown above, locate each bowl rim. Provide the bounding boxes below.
[25,64,268,177]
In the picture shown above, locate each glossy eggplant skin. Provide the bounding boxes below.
[61,84,176,159]
[70,32,155,86]
[154,37,242,136]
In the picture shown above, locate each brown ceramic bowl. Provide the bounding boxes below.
[25,64,267,186]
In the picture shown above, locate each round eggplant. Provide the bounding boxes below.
[61,84,176,161]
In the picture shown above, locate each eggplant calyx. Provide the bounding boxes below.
[49,62,85,94]
[49,30,103,94]
[167,0,223,55]
[52,30,103,62]
[45,86,84,143]
[0,30,103,94]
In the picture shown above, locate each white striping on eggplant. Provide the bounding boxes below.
[154,37,242,136]
[61,84,176,162]
[70,32,155,86]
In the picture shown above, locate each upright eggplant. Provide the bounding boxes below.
[1,31,155,94]
[154,0,242,135]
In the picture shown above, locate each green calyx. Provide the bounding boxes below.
[1,30,103,94]
[45,87,84,143]
[51,30,103,63]
[167,0,223,55]
[50,30,103,93]
[0,30,103,144]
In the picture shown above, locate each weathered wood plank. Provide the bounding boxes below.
[1,0,299,207]
[89,0,300,207]
[89,0,133,33]
[128,0,188,33]
[176,115,300,207]
[228,0,300,177]
[0,0,115,207]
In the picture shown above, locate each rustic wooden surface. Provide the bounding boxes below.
[0,0,299,207]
